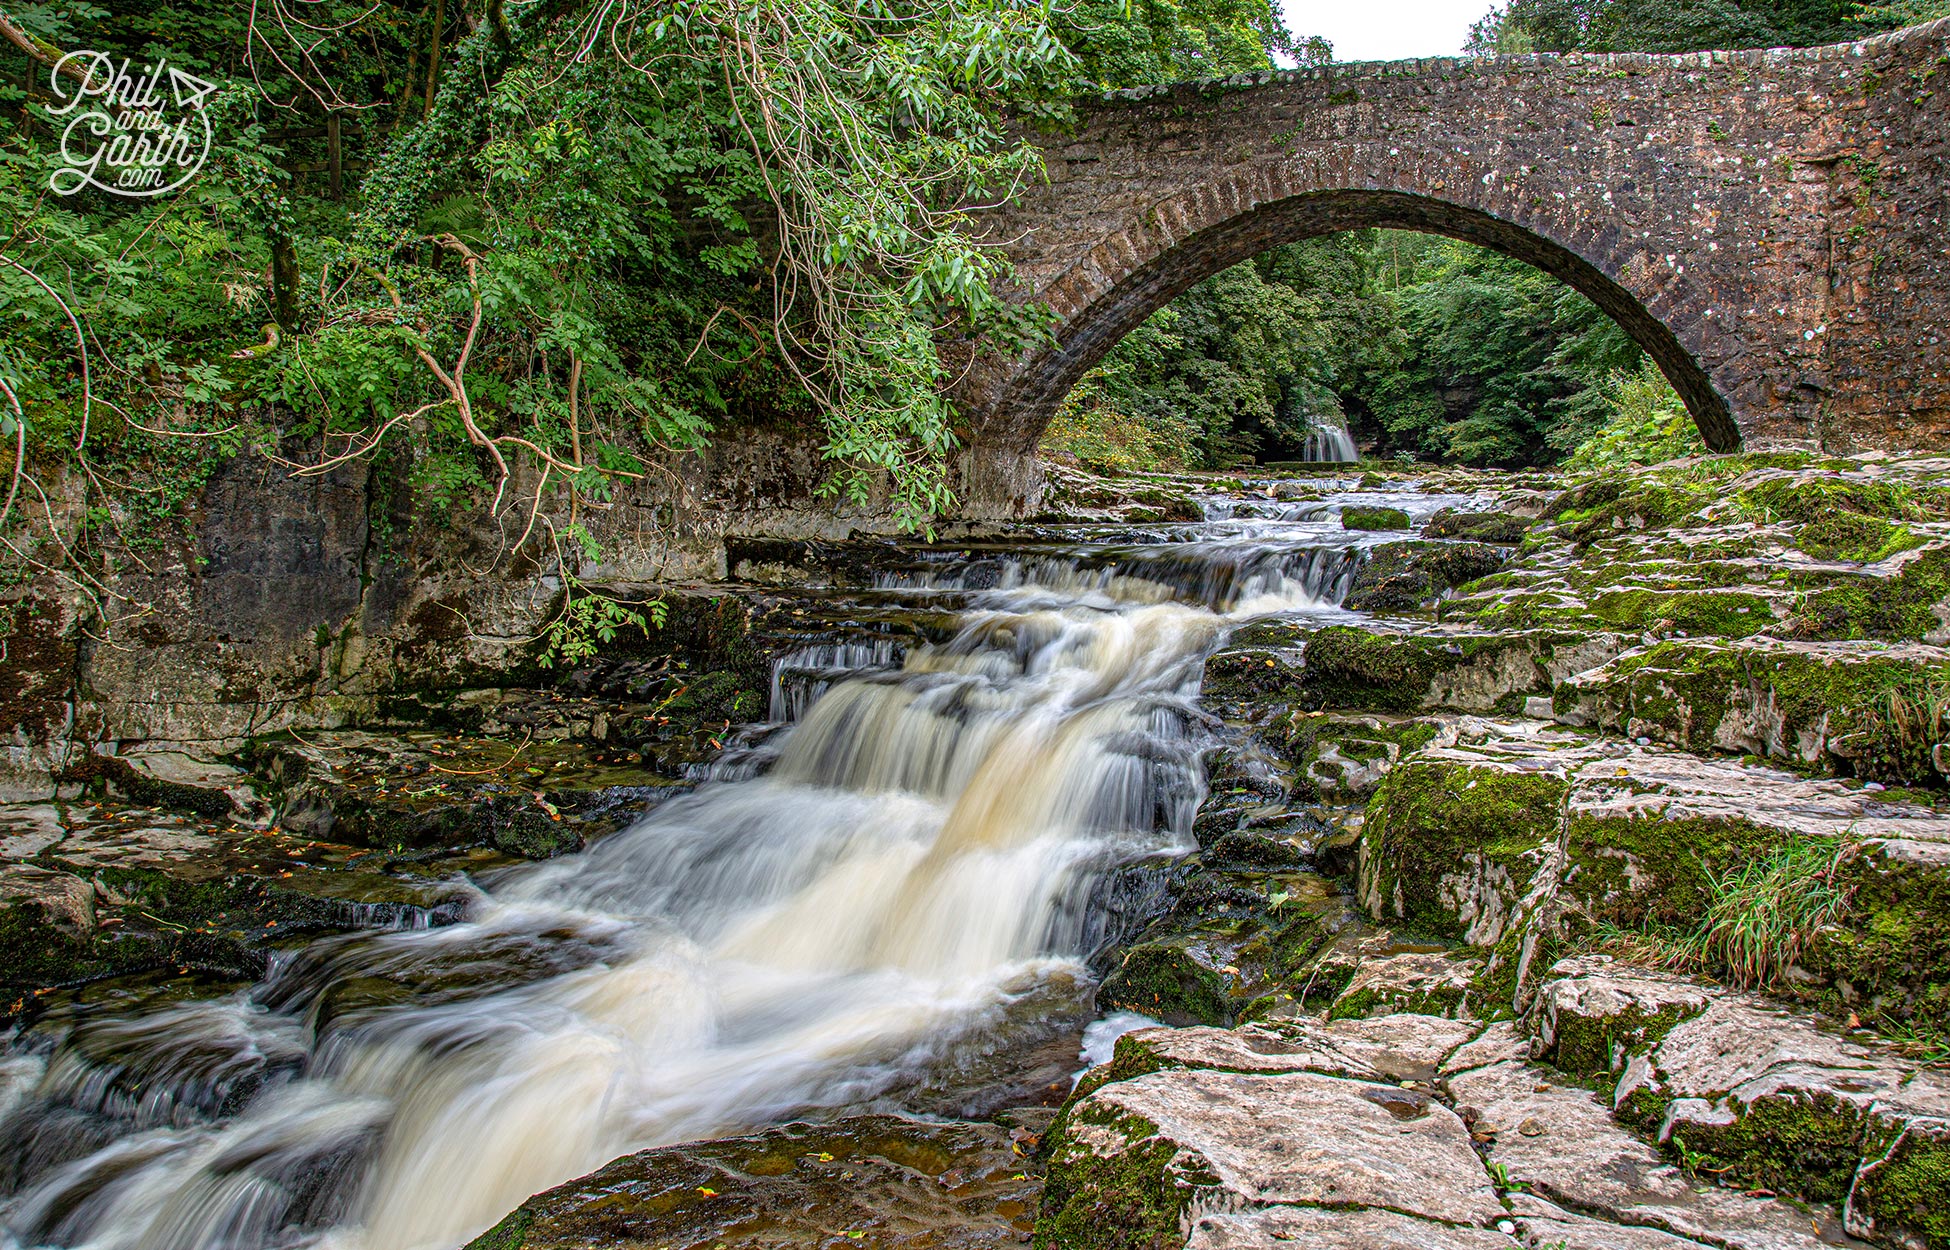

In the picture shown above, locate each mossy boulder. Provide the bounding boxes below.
[1356,751,1569,944]
[1299,628,1466,712]
[1341,505,1412,531]
[1424,509,1531,544]
[1274,712,1441,798]
[1326,949,1480,1021]
[1792,545,1950,641]
[1555,636,1950,787]
[1297,627,1624,719]
[1343,541,1506,612]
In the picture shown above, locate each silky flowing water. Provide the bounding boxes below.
[0,489,1466,1250]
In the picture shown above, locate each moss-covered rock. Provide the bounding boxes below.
[1341,505,1411,531]
[1425,509,1531,544]
[1555,636,1950,786]
[1357,752,1568,945]
[1344,541,1506,612]
[460,1115,1040,1250]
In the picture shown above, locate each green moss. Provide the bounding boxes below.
[1425,509,1531,544]
[1298,627,1462,712]
[1553,479,1712,543]
[460,1208,534,1250]
[1342,505,1411,531]
[1327,979,1467,1021]
[1668,1091,1865,1202]
[1543,998,1707,1074]
[1360,759,1567,939]
[1738,476,1924,528]
[1795,547,1950,641]
[1808,844,1950,1030]
[1854,1126,1950,1250]
[1561,811,1807,932]
[1096,941,1233,1026]
[1585,589,1776,637]
[1559,639,1950,787]
[1796,512,1920,563]
[1202,649,1303,707]
[1345,541,1507,612]
[1035,1101,1215,1250]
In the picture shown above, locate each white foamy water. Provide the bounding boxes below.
[0,512,1382,1250]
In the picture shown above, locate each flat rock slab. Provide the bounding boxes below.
[1186,1205,1520,1249]
[462,1115,1038,1250]
[1448,1058,1848,1250]
[1046,1066,1503,1236]
[1118,1013,1480,1085]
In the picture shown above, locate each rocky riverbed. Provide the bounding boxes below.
[3,450,1948,1250]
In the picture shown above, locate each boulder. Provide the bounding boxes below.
[463,1115,1039,1250]
[1344,542,1505,611]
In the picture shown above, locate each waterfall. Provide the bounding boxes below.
[1300,415,1358,463]
[0,541,1354,1250]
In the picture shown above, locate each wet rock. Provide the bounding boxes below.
[0,796,476,1016]
[1425,509,1532,545]
[1353,721,1950,1023]
[1084,1013,1479,1094]
[1555,635,1950,787]
[246,730,669,856]
[1095,866,1343,1027]
[1610,994,1950,1245]
[1038,1067,1502,1249]
[1328,950,1481,1021]
[463,1115,1039,1250]
[56,750,266,823]
[1341,505,1412,531]
[1446,1057,1845,1250]
[1187,1206,1519,1249]
[1344,541,1505,612]
[1529,955,1713,1074]
[1294,626,1624,716]
[1274,712,1439,799]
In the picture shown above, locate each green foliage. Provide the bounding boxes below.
[1565,359,1707,471]
[539,584,665,668]
[1672,838,1857,989]
[1052,0,1306,87]
[1,0,1089,636]
[1476,0,1872,54]
[1851,0,1950,23]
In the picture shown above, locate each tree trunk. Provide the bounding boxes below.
[423,0,445,117]
[271,232,299,332]
[326,110,343,200]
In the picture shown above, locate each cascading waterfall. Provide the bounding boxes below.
[0,526,1354,1250]
[1299,414,1358,464]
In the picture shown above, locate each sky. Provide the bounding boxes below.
[1281,0,1494,62]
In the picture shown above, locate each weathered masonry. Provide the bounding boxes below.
[955,19,1950,458]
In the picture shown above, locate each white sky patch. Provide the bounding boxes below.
[1282,0,1494,62]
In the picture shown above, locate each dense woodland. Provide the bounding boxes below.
[0,0,1940,567]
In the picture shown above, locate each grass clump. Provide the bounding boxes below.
[1671,839,1858,989]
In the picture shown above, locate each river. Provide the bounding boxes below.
[0,482,1467,1250]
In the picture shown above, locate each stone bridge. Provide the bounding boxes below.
[953,18,1950,464]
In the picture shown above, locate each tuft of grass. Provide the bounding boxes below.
[1875,1015,1950,1068]
[1669,839,1857,990]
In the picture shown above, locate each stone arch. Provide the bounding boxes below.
[963,185,1741,457]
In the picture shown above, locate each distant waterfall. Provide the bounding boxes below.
[1299,414,1358,463]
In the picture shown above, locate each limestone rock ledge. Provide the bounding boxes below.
[1035,957,1950,1250]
